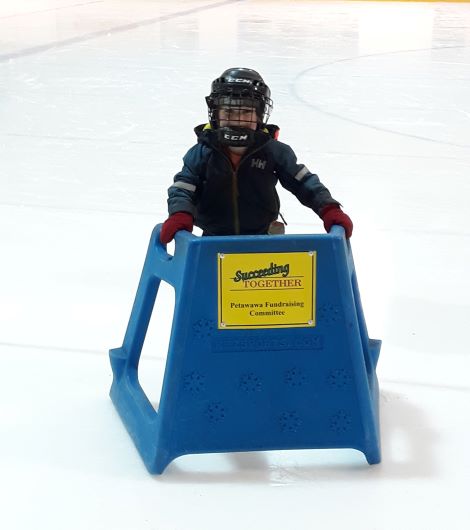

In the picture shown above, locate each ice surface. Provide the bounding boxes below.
[1,1,469,529]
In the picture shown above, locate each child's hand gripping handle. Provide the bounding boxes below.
[159,212,194,244]
[320,205,353,238]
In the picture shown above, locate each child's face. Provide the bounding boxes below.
[218,106,258,130]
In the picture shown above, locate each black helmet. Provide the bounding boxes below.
[206,67,273,129]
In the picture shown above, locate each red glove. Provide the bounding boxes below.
[320,205,353,238]
[160,212,194,243]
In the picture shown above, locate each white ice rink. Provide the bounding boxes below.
[1,0,470,528]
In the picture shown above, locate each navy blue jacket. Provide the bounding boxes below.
[167,124,340,235]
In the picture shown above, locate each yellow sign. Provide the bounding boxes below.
[217,251,316,329]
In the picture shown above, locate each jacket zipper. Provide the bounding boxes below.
[219,143,268,235]
[231,167,240,235]
[217,142,267,236]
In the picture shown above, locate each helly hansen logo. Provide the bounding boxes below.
[251,158,267,170]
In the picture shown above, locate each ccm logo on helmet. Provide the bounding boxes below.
[224,133,248,141]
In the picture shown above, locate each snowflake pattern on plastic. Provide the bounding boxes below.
[183,371,206,394]
[205,402,226,424]
[239,373,262,393]
[329,410,352,433]
[318,303,342,325]
[192,319,215,339]
[327,368,351,389]
[284,367,307,387]
[279,410,302,433]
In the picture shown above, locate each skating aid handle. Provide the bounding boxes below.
[153,224,195,261]
[154,223,346,261]
[330,225,345,237]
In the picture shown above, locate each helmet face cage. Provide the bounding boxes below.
[206,70,273,129]
[214,97,259,130]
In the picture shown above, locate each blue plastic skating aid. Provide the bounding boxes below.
[109,225,381,474]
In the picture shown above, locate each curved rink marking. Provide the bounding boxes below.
[291,45,470,150]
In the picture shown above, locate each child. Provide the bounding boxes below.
[160,67,352,243]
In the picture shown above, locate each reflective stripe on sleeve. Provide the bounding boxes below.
[294,166,310,181]
[171,181,197,192]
